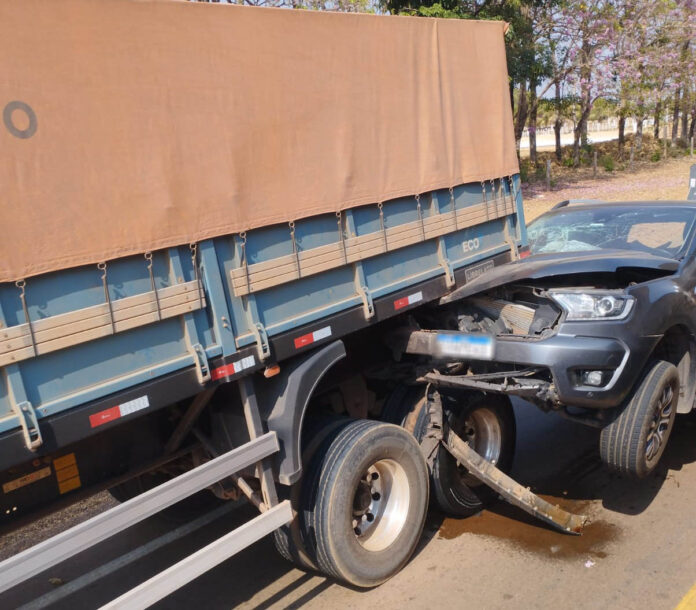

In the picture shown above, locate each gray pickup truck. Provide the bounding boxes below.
[399,167,696,480]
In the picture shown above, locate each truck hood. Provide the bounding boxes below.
[441,249,680,304]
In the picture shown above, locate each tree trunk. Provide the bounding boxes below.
[618,102,627,160]
[681,88,690,142]
[528,76,538,166]
[573,97,592,166]
[654,101,662,139]
[514,80,529,156]
[636,118,644,153]
[671,88,681,145]
[553,79,563,162]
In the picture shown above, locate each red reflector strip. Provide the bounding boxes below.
[394,291,423,311]
[294,326,332,349]
[89,406,120,428]
[211,355,256,381]
[89,396,150,428]
[519,247,531,259]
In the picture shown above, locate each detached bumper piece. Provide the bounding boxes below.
[445,429,588,535]
[423,369,554,402]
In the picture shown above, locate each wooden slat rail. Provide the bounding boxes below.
[0,281,205,367]
[230,195,515,296]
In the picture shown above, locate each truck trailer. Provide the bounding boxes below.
[0,1,581,605]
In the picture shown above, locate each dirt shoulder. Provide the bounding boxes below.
[522,149,695,221]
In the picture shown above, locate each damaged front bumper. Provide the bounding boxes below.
[399,328,659,411]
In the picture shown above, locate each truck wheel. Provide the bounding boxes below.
[600,360,679,478]
[273,416,349,571]
[431,393,515,517]
[300,420,429,587]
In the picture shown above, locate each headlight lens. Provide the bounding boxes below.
[550,292,635,321]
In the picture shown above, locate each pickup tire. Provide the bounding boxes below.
[386,386,515,517]
[299,419,429,587]
[431,393,515,516]
[600,360,679,478]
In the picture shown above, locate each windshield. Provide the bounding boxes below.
[527,206,696,259]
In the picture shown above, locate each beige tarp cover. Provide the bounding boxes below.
[0,0,518,282]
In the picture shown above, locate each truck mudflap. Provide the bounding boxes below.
[444,429,588,535]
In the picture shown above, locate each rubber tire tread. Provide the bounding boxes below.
[430,393,516,516]
[272,416,350,570]
[599,360,678,478]
[301,419,429,587]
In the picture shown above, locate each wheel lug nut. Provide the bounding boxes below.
[372,492,381,501]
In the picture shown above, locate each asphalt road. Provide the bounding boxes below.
[2,400,695,610]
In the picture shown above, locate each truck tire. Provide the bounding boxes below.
[299,420,429,587]
[273,416,349,571]
[431,392,515,517]
[600,360,679,478]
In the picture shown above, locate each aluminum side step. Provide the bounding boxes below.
[101,500,292,609]
[0,432,280,595]
[445,429,588,534]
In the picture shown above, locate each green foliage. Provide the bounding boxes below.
[600,155,615,172]
[651,151,661,162]
[519,159,531,183]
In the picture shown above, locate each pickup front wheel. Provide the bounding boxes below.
[600,360,679,478]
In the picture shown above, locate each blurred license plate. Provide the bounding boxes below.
[436,333,494,360]
[465,260,494,283]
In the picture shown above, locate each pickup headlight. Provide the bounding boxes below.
[550,291,635,321]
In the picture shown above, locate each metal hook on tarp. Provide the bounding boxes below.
[145,252,162,321]
[481,180,489,220]
[98,262,116,335]
[415,194,426,242]
[377,202,387,251]
[449,187,459,231]
[189,243,203,310]
[15,280,37,357]
[238,232,251,294]
[289,222,301,279]
[336,211,348,265]
[490,178,497,215]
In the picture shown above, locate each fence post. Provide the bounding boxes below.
[663,125,668,159]
[546,159,551,191]
[593,151,597,177]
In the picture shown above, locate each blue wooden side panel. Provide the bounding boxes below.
[0,176,526,435]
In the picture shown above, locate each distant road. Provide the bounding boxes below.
[520,129,626,153]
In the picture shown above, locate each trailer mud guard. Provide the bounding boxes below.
[258,340,346,485]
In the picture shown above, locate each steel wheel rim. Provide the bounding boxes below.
[458,407,503,486]
[352,458,410,552]
[645,383,674,464]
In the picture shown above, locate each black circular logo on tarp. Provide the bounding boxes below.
[3,101,37,139]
